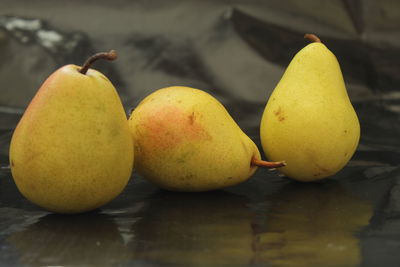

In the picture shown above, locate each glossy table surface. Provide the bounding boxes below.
[1,124,400,266]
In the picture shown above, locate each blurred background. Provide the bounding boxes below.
[1,1,399,139]
[0,1,399,266]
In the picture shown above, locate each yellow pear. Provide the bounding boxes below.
[260,34,360,182]
[128,86,284,192]
[9,51,134,214]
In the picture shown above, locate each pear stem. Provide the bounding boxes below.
[251,157,286,168]
[304,33,321,43]
[79,50,118,75]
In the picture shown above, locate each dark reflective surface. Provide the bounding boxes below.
[252,181,372,267]
[130,190,255,265]
[7,213,129,266]
[1,148,399,266]
[1,0,400,266]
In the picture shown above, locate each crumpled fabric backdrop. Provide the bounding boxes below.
[0,0,400,266]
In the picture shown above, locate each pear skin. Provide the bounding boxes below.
[9,51,134,214]
[260,34,360,182]
[129,86,283,192]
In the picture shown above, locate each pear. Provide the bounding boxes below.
[128,86,284,192]
[9,51,134,214]
[260,34,360,182]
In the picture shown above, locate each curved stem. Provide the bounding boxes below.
[79,50,118,74]
[304,33,321,43]
[251,157,286,168]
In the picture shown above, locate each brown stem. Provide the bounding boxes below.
[79,50,118,74]
[251,157,286,168]
[304,33,321,43]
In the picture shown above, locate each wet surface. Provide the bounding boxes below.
[1,1,400,266]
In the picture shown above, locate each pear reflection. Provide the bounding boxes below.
[8,212,129,266]
[130,190,255,265]
[253,181,373,267]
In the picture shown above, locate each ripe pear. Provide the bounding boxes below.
[260,34,360,182]
[128,86,284,192]
[9,51,134,214]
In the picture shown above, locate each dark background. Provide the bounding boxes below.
[0,1,400,266]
